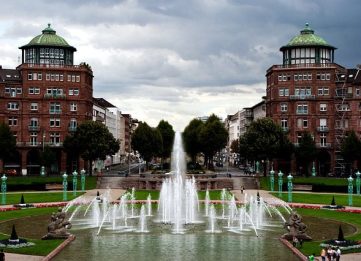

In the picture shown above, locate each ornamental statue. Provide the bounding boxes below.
[42,207,72,240]
[282,211,312,241]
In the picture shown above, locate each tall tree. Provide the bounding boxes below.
[63,121,120,175]
[0,123,16,172]
[183,119,204,163]
[131,122,162,167]
[40,146,57,174]
[199,114,228,169]
[230,139,239,154]
[341,130,361,173]
[295,131,317,176]
[239,117,293,176]
[156,120,175,167]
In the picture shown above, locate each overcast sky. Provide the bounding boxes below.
[1,0,360,130]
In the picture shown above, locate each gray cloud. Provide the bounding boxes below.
[0,0,361,129]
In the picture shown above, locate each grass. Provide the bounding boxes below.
[6,176,97,190]
[292,208,361,256]
[272,192,361,207]
[0,207,62,256]
[3,192,85,205]
[260,176,348,191]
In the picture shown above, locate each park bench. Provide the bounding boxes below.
[293,184,312,191]
[45,183,63,190]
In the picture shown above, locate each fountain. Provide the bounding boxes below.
[55,131,295,260]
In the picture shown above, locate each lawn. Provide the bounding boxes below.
[272,192,361,207]
[3,192,85,205]
[292,208,361,256]
[0,207,63,256]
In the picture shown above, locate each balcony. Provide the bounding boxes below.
[289,95,315,100]
[296,110,308,115]
[317,126,329,132]
[68,126,77,132]
[316,143,331,148]
[44,93,66,99]
[26,142,42,147]
[28,125,40,131]
[49,109,62,114]
[44,142,63,147]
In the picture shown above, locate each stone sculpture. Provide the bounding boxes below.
[42,207,72,240]
[283,211,312,241]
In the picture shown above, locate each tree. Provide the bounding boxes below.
[341,130,361,173]
[230,139,239,154]
[198,114,228,169]
[183,119,204,163]
[295,131,317,176]
[0,123,16,172]
[63,121,120,175]
[131,122,162,167]
[40,146,57,174]
[156,120,175,168]
[239,118,293,176]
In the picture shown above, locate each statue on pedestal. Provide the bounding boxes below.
[282,211,312,241]
[42,207,72,240]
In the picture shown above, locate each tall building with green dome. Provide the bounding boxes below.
[0,24,93,175]
[266,23,361,176]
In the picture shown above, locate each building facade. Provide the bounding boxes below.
[0,24,93,175]
[266,23,361,176]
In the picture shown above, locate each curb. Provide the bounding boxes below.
[42,234,76,261]
[279,238,311,261]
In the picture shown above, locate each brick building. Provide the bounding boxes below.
[0,24,93,175]
[266,23,361,176]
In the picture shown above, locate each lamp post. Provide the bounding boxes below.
[80,169,86,192]
[287,173,293,203]
[278,170,283,197]
[41,132,46,176]
[348,175,354,206]
[72,170,78,196]
[311,161,316,177]
[269,167,275,192]
[1,174,7,205]
[356,171,361,195]
[256,161,260,175]
[62,172,68,201]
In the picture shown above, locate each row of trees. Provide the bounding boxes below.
[183,114,228,169]
[238,118,361,176]
[131,120,175,168]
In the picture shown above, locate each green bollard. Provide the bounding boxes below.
[348,176,354,206]
[278,170,283,197]
[1,174,7,205]
[287,173,293,203]
[72,170,78,196]
[269,167,275,192]
[355,171,361,195]
[62,172,68,201]
[80,169,86,192]
[311,161,316,177]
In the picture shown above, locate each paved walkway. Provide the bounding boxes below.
[5,253,43,261]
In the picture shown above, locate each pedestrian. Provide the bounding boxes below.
[241,186,244,194]
[0,249,5,261]
[320,248,326,261]
[308,253,315,261]
[327,246,333,261]
[335,247,341,261]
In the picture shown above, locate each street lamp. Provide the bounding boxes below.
[278,170,283,197]
[269,166,275,192]
[355,170,361,195]
[62,172,68,201]
[41,132,46,176]
[348,175,354,206]
[287,173,293,203]
[1,174,7,205]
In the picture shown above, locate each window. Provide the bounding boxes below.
[336,119,349,129]
[50,118,61,127]
[30,103,38,111]
[317,87,329,96]
[295,87,312,97]
[281,119,288,130]
[320,118,327,129]
[60,74,64,81]
[46,74,50,81]
[316,72,331,81]
[30,132,38,145]
[320,103,327,111]
[280,103,288,112]
[72,75,76,82]
[38,73,42,81]
[29,87,40,94]
[320,133,327,147]
[8,117,17,126]
[279,88,289,96]
[69,88,79,96]
[28,73,33,80]
[76,75,80,82]
[70,102,77,111]
[67,75,71,82]
[29,118,39,128]
[47,88,63,95]
[50,132,61,145]
[49,102,61,114]
[296,104,308,114]
[356,88,360,96]
[7,102,19,110]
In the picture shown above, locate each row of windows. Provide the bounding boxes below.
[281,103,327,113]
[278,72,331,82]
[28,72,80,82]
[281,118,328,129]
[279,87,331,97]
[8,117,77,127]
[19,87,79,95]
[6,102,78,112]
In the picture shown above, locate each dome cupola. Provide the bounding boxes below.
[19,24,76,66]
[280,23,336,65]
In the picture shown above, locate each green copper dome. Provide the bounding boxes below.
[20,24,76,50]
[281,23,335,50]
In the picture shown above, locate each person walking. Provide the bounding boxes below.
[335,247,341,261]
[0,249,5,261]
[320,248,326,261]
